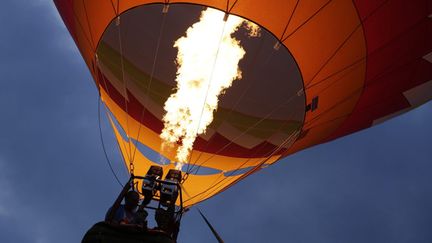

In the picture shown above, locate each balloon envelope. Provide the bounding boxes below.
[54,0,432,206]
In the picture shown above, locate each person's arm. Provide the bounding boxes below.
[106,205,125,224]
[105,178,133,223]
[105,207,113,221]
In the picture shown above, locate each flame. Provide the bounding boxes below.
[160,8,260,169]
[245,21,261,37]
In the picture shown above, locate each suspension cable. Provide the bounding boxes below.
[98,95,123,188]
[131,6,169,164]
[192,129,299,204]
[115,14,134,174]
[188,31,267,176]
[188,87,302,175]
[186,0,393,175]
[184,15,229,174]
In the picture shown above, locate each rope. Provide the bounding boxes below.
[304,0,391,88]
[197,208,225,243]
[191,112,299,176]
[184,17,230,174]
[189,0,394,174]
[278,0,299,42]
[281,0,333,42]
[191,15,423,195]
[82,0,96,50]
[187,87,302,175]
[189,44,299,175]
[187,31,267,175]
[192,129,299,204]
[98,95,123,188]
[131,7,169,164]
[183,0,331,183]
[115,15,134,174]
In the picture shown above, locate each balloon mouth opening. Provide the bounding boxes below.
[95,3,305,160]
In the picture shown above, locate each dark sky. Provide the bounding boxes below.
[1,1,431,242]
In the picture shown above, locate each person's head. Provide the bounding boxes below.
[124,190,140,211]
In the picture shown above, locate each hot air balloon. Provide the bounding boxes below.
[54,0,431,242]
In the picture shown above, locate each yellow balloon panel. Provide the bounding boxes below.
[107,106,248,207]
